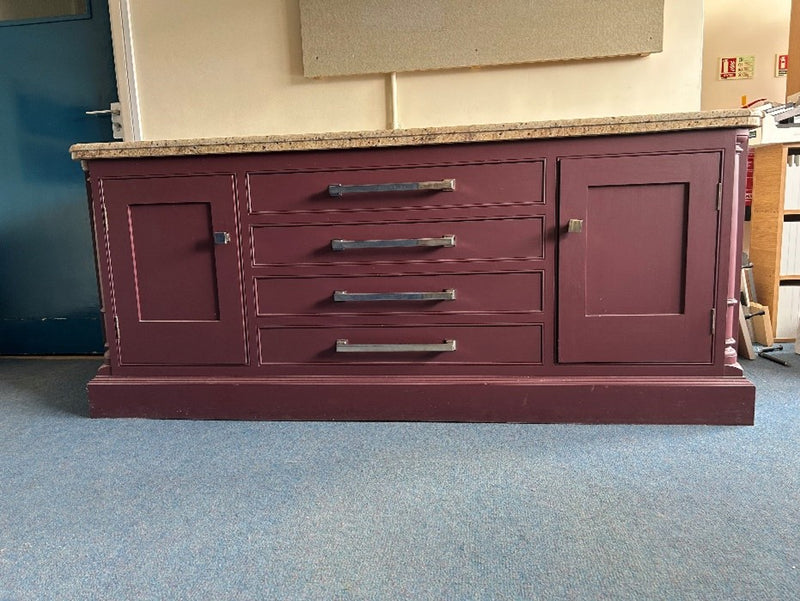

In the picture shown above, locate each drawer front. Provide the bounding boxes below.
[255,272,543,317]
[247,161,544,216]
[251,217,545,267]
[258,325,543,365]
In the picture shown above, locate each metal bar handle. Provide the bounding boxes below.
[333,289,456,302]
[336,339,457,353]
[331,235,455,251]
[328,179,455,197]
[85,108,120,116]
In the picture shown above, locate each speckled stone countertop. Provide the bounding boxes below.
[70,109,761,160]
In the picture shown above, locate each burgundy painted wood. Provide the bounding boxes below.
[558,152,721,364]
[82,128,756,424]
[246,160,545,215]
[101,175,247,365]
[250,216,545,267]
[87,376,755,425]
[257,324,543,366]
[254,271,544,317]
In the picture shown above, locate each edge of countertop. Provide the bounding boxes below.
[70,109,763,160]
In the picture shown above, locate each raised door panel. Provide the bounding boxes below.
[558,152,721,363]
[101,175,247,365]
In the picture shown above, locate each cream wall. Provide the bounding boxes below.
[115,0,704,141]
[121,0,385,140]
[396,0,702,128]
[701,0,791,110]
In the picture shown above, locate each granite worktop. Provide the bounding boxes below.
[70,109,761,160]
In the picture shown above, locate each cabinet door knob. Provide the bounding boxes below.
[213,231,231,245]
[567,219,584,233]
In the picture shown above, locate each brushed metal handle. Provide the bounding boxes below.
[335,339,457,353]
[333,289,456,302]
[328,179,455,197]
[331,235,455,251]
[567,219,584,233]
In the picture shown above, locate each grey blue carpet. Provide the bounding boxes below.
[1,351,798,600]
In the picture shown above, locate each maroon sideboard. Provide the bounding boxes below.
[73,117,757,423]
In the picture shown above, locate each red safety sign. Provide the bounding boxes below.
[720,56,755,80]
[776,54,789,77]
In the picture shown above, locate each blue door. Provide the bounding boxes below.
[0,0,117,353]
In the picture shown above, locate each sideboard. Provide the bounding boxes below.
[71,110,760,423]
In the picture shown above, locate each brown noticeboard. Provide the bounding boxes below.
[299,0,665,78]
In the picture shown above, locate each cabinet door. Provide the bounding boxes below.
[101,175,247,365]
[558,152,721,364]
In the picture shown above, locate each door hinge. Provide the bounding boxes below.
[113,315,120,341]
[711,308,716,335]
[716,182,723,211]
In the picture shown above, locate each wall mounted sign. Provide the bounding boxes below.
[776,54,789,77]
[300,0,665,78]
[719,56,755,80]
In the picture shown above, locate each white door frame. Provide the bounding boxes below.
[108,0,141,140]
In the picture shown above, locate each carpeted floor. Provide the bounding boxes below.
[1,351,798,600]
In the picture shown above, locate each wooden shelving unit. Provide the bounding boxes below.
[750,143,800,341]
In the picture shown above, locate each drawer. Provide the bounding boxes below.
[255,272,543,316]
[251,217,545,267]
[247,161,544,217]
[258,325,543,365]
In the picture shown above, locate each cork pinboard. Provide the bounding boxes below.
[299,0,665,78]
